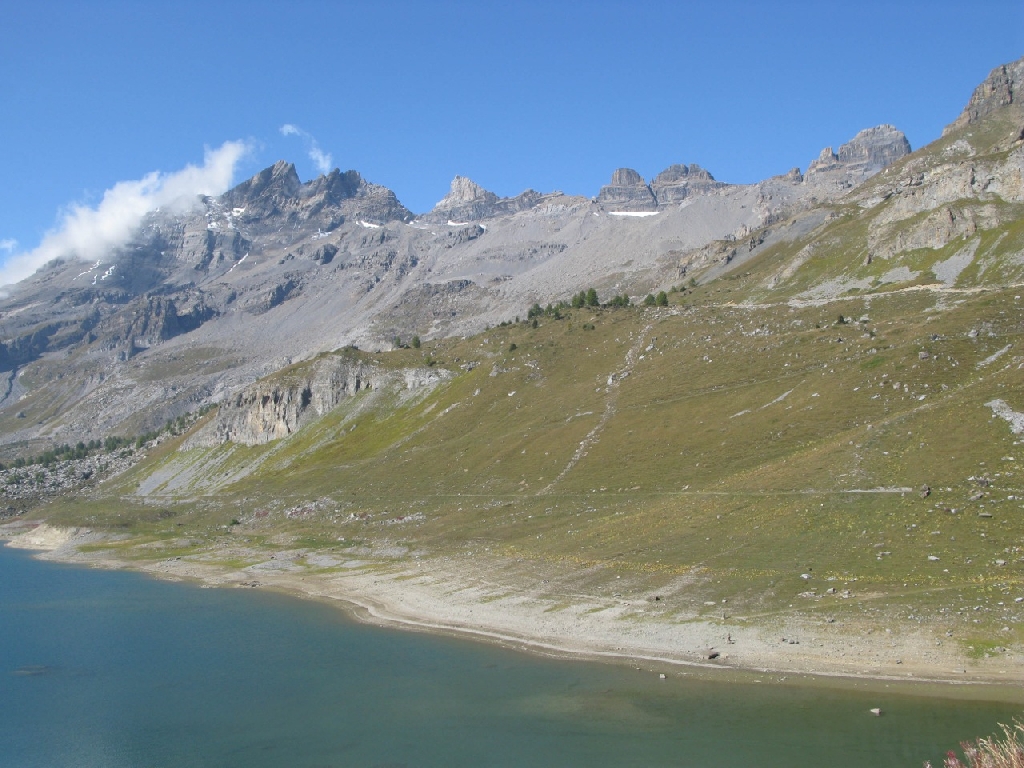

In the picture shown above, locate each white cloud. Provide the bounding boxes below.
[0,141,250,289]
[279,123,333,175]
[0,239,16,253]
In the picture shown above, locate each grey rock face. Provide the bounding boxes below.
[805,125,911,190]
[945,56,1024,134]
[187,355,451,446]
[650,164,725,205]
[224,163,411,234]
[428,177,549,222]
[432,176,500,222]
[596,168,657,211]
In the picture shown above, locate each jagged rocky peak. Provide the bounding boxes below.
[945,55,1024,136]
[303,168,364,202]
[837,125,911,170]
[429,176,502,222]
[225,160,302,208]
[596,168,657,211]
[438,175,498,206]
[303,168,412,224]
[805,125,911,187]
[221,161,411,231]
[651,163,726,204]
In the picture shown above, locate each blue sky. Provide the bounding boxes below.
[0,1,1021,281]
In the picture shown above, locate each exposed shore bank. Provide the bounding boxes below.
[4,520,1023,699]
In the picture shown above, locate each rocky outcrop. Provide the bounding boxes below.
[224,163,412,235]
[223,160,303,220]
[945,56,1024,135]
[805,125,911,191]
[89,294,218,357]
[174,219,250,271]
[429,177,547,222]
[433,176,499,222]
[596,168,657,211]
[302,169,412,226]
[650,164,726,205]
[187,355,452,447]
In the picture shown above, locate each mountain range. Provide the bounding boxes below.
[0,126,915,449]
[2,56,1024,682]
[0,57,1020,459]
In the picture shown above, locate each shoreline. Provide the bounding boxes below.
[4,521,1024,702]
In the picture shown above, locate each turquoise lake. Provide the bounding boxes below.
[1,545,1020,767]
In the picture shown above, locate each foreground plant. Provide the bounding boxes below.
[927,721,1024,768]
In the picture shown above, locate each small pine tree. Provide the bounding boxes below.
[411,336,421,348]
[656,291,668,307]
[643,294,656,306]
[585,288,599,307]
[571,292,584,309]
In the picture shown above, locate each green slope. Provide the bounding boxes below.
[33,80,1024,649]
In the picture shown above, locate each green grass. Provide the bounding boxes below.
[26,108,1024,650]
[43,280,1020,646]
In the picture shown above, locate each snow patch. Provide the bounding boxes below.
[226,252,248,274]
[358,220,381,229]
[74,260,103,280]
[608,211,659,218]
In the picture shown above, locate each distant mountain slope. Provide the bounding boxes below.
[5,56,1023,452]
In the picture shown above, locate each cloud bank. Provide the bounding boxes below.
[280,124,333,175]
[0,141,250,289]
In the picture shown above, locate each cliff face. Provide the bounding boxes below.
[944,57,1024,135]
[187,355,452,447]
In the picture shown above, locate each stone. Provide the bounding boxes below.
[650,163,724,205]
[429,176,546,222]
[945,56,1024,134]
[596,168,657,211]
[805,125,911,190]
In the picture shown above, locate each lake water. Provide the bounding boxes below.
[1,546,1020,767]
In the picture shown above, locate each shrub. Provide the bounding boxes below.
[926,721,1024,768]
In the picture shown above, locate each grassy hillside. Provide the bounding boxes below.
[42,269,1024,642]
[30,96,1024,654]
